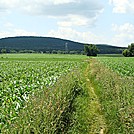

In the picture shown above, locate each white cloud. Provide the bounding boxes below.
[47,27,108,44]
[111,23,134,46]
[53,0,76,5]
[4,22,14,28]
[57,15,96,27]
[109,0,134,14]
[0,0,103,16]
[0,0,103,19]
[47,23,134,47]
[112,23,134,33]
[0,28,38,38]
[23,0,103,20]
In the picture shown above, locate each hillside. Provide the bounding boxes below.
[96,44,126,54]
[0,36,126,54]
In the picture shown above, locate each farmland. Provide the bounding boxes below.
[90,57,134,133]
[97,57,134,77]
[0,54,87,132]
[0,54,134,133]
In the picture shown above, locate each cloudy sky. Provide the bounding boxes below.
[0,0,134,47]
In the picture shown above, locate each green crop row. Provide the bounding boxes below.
[0,60,82,130]
[96,57,134,77]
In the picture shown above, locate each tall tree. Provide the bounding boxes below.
[84,44,99,56]
[123,43,134,57]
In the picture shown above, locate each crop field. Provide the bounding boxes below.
[1,61,82,125]
[97,57,134,77]
[0,54,134,134]
[0,54,87,132]
[0,53,86,61]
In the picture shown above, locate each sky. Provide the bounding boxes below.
[0,0,134,47]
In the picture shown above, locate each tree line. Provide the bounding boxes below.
[0,49,85,55]
[122,43,134,57]
[1,43,133,57]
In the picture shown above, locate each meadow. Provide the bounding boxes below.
[0,54,134,133]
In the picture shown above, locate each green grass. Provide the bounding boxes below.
[0,53,86,61]
[98,54,123,57]
[89,58,134,134]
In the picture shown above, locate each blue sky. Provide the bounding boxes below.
[0,0,134,47]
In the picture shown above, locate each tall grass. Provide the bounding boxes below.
[2,63,90,133]
[89,58,134,134]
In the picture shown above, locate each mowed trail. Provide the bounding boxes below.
[85,61,107,134]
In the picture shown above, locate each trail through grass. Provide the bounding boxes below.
[90,58,134,134]
[85,61,107,134]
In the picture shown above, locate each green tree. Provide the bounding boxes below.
[1,49,7,53]
[122,49,131,57]
[10,50,17,53]
[128,43,134,56]
[84,44,99,56]
[52,50,57,54]
[123,43,134,57]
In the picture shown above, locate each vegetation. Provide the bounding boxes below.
[2,66,91,133]
[97,57,134,76]
[98,54,123,57]
[1,49,7,53]
[1,54,91,133]
[97,44,126,54]
[0,54,133,133]
[123,43,134,57]
[89,57,134,133]
[0,36,126,54]
[0,60,83,129]
[84,44,99,56]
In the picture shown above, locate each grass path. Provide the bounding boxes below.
[85,61,107,134]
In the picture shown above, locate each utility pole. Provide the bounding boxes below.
[65,42,68,52]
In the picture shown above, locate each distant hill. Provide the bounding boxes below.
[96,44,126,54]
[0,36,126,54]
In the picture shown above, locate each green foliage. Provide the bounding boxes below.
[1,48,7,53]
[0,36,84,52]
[52,50,57,54]
[90,58,134,133]
[97,57,134,77]
[123,43,134,57]
[18,50,35,53]
[128,43,134,56]
[1,57,90,133]
[0,36,126,54]
[97,45,126,54]
[98,54,123,57]
[0,60,83,131]
[0,53,86,62]
[84,44,99,56]
[122,49,131,57]
[2,53,133,133]
[10,49,17,53]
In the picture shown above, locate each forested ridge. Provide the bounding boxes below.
[0,36,126,54]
